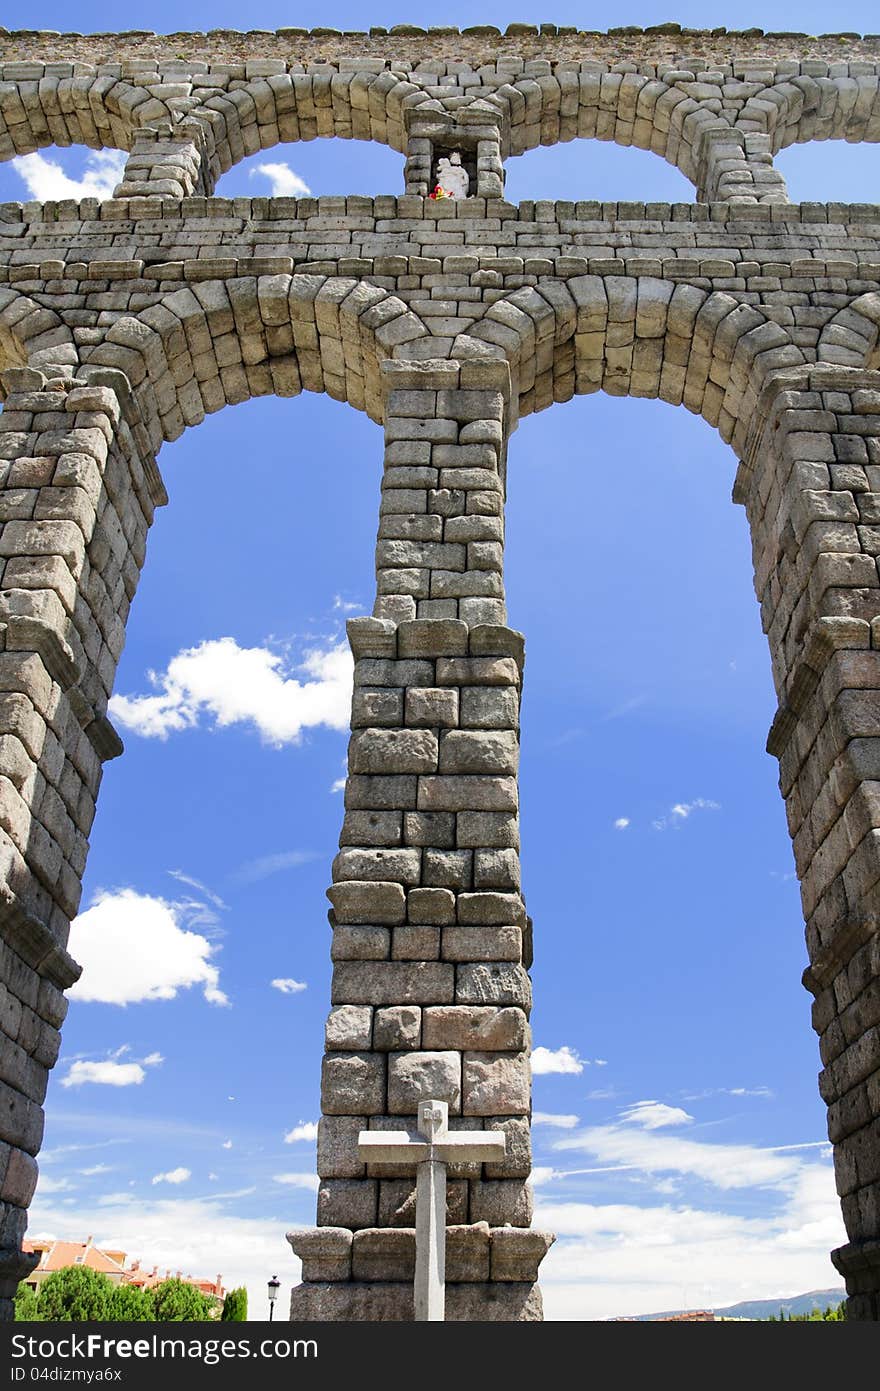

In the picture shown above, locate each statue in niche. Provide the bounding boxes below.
[432,150,470,199]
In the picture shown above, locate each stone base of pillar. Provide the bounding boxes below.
[288,1223,552,1321]
[289,1279,542,1322]
[832,1239,880,1321]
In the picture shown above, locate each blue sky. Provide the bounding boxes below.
[5,0,880,1320]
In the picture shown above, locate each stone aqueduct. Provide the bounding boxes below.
[1,20,880,1321]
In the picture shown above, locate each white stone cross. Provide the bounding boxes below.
[358,1099,505,1321]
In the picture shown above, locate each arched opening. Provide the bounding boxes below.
[775,139,880,203]
[503,141,694,205]
[28,391,383,1314]
[214,140,405,200]
[504,392,844,1319]
[0,144,128,202]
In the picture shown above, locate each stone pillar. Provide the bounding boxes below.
[113,124,215,200]
[735,366,880,1321]
[288,360,553,1321]
[696,128,789,203]
[0,365,166,1320]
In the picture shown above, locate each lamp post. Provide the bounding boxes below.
[267,1275,281,1322]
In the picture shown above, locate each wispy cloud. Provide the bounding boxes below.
[273,1173,320,1191]
[167,870,227,910]
[652,798,720,832]
[618,1101,694,1131]
[11,149,126,201]
[233,850,319,885]
[109,637,352,746]
[271,979,308,996]
[533,1112,580,1130]
[68,888,229,1007]
[613,817,630,830]
[249,161,312,198]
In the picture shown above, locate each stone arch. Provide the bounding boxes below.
[818,294,880,368]
[0,68,180,161]
[77,275,430,453]
[187,73,438,183]
[738,73,880,155]
[0,289,77,376]
[460,277,805,454]
[499,71,727,195]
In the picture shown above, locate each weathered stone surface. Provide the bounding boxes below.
[332,962,455,1005]
[378,1175,468,1227]
[470,1179,534,1226]
[320,1053,386,1115]
[387,1050,462,1114]
[372,1005,422,1050]
[327,880,406,925]
[317,1179,378,1230]
[317,1116,364,1180]
[325,1005,373,1051]
[490,1228,555,1281]
[463,1052,531,1115]
[443,925,522,961]
[422,1005,528,1051]
[456,963,533,1009]
[287,1227,352,1282]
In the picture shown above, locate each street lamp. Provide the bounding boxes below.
[267,1275,281,1322]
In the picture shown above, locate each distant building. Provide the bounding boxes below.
[22,1237,224,1302]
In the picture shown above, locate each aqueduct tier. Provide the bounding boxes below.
[2,23,880,1321]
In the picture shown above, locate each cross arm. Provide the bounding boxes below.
[357,1130,505,1166]
[357,1132,430,1164]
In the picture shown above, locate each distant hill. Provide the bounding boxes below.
[632,1288,846,1321]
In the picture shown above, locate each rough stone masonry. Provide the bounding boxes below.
[1,20,880,1321]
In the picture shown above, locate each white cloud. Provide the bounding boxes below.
[142,1053,164,1067]
[29,1189,304,1327]
[151,1168,191,1186]
[652,798,720,831]
[68,889,229,1008]
[61,1061,147,1089]
[10,149,127,202]
[537,1156,845,1320]
[271,979,308,995]
[613,817,630,830]
[79,1165,114,1177]
[533,1112,580,1130]
[530,1097,846,1319]
[250,161,312,198]
[233,851,319,884]
[284,1122,319,1145]
[618,1101,694,1131]
[109,637,352,746]
[273,1173,320,1191]
[222,1141,233,1151]
[330,775,347,793]
[532,1046,585,1076]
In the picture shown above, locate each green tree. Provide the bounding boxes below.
[37,1266,112,1321]
[151,1277,213,1322]
[221,1287,247,1321]
[14,1283,40,1320]
[107,1283,155,1321]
